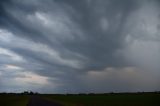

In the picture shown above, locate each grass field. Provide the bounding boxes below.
[43,93,160,106]
[0,94,29,106]
[0,92,160,106]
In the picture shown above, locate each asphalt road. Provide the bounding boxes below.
[27,96,63,106]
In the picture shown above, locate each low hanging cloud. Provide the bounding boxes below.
[81,67,159,93]
[0,0,160,93]
[122,0,160,71]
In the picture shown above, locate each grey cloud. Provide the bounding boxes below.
[0,0,160,93]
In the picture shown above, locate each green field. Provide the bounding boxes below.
[0,93,160,106]
[0,94,29,106]
[43,93,160,106]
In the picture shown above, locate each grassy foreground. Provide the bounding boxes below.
[42,93,160,106]
[0,92,160,106]
[0,94,29,106]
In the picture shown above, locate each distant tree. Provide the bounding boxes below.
[23,91,29,95]
[29,91,34,95]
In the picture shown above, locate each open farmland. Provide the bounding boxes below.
[0,94,29,106]
[0,92,160,106]
[42,93,160,106]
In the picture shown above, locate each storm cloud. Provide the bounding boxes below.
[0,0,160,93]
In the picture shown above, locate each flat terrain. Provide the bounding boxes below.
[27,96,62,106]
[42,93,160,106]
[0,94,29,106]
[0,92,160,106]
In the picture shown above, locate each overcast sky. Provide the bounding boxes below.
[0,0,160,93]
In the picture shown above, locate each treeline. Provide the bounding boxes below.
[69,91,160,95]
[0,91,160,95]
[43,91,160,96]
[0,91,39,95]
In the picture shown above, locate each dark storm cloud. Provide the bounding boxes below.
[0,0,160,93]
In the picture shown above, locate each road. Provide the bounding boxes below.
[27,96,63,106]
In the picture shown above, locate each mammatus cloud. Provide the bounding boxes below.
[0,0,160,93]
